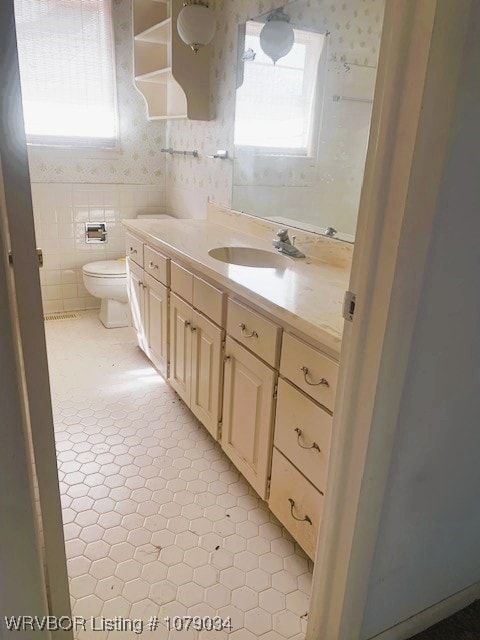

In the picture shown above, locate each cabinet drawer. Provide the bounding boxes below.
[144,245,169,286]
[193,276,225,327]
[274,379,332,493]
[227,299,282,368]
[171,261,193,303]
[125,233,144,268]
[269,448,323,560]
[280,333,338,410]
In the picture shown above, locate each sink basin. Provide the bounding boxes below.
[209,247,288,269]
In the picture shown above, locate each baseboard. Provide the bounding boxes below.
[368,581,480,640]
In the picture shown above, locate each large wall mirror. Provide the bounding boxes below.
[232,0,385,243]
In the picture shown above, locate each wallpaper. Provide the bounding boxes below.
[165,0,385,220]
[26,0,167,185]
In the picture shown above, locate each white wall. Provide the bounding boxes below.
[360,4,480,637]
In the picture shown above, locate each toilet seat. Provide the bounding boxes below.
[82,260,127,278]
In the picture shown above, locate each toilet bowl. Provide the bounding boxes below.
[82,260,129,329]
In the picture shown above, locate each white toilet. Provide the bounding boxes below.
[83,260,129,328]
[83,214,176,328]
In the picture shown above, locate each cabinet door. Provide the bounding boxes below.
[169,293,192,405]
[222,337,276,499]
[145,273,169,379]
[190,310,224,440]
[127,258,147,351]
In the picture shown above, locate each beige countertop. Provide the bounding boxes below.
[123,218,351,358]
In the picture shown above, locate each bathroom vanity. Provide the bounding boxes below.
[123,205,352,559]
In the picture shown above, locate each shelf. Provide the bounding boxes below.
[133,0,211,121]
[135,67,173,84]
[135,17,171,44]
[148,114,187,121]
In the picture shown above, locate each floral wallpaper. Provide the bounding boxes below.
[27,0,167,185]
[165,0,385,220]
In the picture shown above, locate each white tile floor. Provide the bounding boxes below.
[47,312,313,639]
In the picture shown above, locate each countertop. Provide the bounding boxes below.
[123,219,351,358]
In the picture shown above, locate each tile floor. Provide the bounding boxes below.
[47,312,313,639]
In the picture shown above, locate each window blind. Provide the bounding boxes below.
[14,0,118,148]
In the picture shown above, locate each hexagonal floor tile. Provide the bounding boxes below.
[46,311,313,640]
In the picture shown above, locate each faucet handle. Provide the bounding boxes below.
[276,228,290,242]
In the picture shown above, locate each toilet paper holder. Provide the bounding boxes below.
[85,222,107,244]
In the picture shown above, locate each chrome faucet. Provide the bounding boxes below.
[272,229,306,258]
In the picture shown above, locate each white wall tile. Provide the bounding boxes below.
[33,183,165,312]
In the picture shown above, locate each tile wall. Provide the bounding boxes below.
[33,183,165,313]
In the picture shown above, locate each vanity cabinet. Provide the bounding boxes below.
[126,247,169,378]
[169,292,224,439]
[222,337,276,499]
[125,231,341,559]
[127,259,148,352]
[267,333,338,559]
[190,310,224,438]
[145,274,169,376]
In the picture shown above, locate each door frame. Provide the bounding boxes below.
[307,1,472,639]
[0,0,72,632]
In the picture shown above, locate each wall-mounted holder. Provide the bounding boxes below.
[85,222,107,244]
[161,147,199,158]
[207,150,229,160]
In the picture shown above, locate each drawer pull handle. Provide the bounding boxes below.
[295,428,321,452]
[300,366,329,387]
[191,326,197,332]
[239,323,258,339]
[288,498,313,525]
[185,321,191,328]
[129,247,137,255]
[149,261,158,270]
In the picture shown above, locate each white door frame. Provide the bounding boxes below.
[0,0,72,633]
[307,1,472,639]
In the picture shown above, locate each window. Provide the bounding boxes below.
[234,22,325,154]
[14,0,118,148]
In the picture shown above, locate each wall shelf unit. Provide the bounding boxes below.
[133,0,212,121]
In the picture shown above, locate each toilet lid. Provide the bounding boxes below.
[83,260,127,278]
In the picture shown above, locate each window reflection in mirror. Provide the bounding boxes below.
[234,22,326,155]
[232,0,385,243]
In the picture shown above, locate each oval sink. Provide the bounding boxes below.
[209,247,288,269]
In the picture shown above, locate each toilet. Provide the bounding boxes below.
[83,214,175,328]
[83,260,129,328]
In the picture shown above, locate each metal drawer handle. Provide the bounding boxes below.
[191,326,197,332]
[129,247,137,255]
[288,498,312,525]
[149,261,158,270]
[239,323,258,339]
[185,321,191,328]
[300,366,329,387]
[294,428,321,452]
